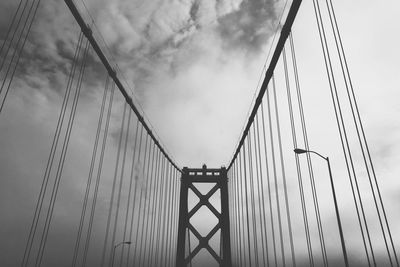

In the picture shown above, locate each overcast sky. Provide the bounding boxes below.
[0,0,399,266]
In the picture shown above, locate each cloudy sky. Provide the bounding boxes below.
[0,0,399,266]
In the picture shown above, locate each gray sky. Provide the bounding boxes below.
[0,0,399,266]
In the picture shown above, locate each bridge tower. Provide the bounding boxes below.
[176,166,232,267]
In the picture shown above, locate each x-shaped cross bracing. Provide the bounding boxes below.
[186,183,222,264]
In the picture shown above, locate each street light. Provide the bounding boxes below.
[294,148,349,267]
[111,241,132,267]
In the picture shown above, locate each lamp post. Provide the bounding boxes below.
[294,148,349,267]
[111,241,131,267]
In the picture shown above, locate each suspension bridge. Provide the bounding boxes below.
[0,0,399,266]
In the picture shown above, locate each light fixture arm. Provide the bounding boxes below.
[306,150,327,161]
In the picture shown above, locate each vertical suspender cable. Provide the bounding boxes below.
[231,163,237,266]
[0,0,42,113]
[282,45,314,267]
[325,1,398,265]
[21,31,83,267]
[149,150,162,267]
[273,62,296,267]
[232,161,238,266]
[108,106,132,267]
[235,159,244,267]
[238,152,247,266]
[141,142,157,267]
[242,142,253,267]
[328,4,399,264]
[160,162,171,264]
[289,31,334,266]
[35,40,90,267]
[149,149,163,267]
[255,113,270,266]
[136,134,150,266]
[126,124,144,266]
[140,138,155,266]
[132,132,147,266]
[227,169,232,264]
[173,168,178,267]
[0,0,24,63]
[168,168,176,267]
[290,31,327,266]
[82,81,116,266]
[253,118,267,266]
[175,170,180,266]
[312,1,375,264]
[153,156,164,266]
[229,166,234,265]
[172,169,180,267]
[155,157,166,266]
[100,102,128,267]
[166,165,176,267]
[0,0,29,73]
[261,101,278,267]
[164,163,174,264]
[138,136,154,266]
[71,73,109,267]
[247,131,260,267]
[234,162,240,266]
[267,78,286,267]
[119,117,140,267]
[160,158,169,265]
[167,165,175,264]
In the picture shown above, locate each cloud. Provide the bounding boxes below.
[65,0,282,95]
[217,0,278,52]
[2,0,283,104]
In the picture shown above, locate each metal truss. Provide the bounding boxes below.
[176,166,232,267]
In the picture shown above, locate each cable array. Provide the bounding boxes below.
[21,32,90,267]
[228,1,303,265]
[228,1,398,267]
[0,0,41,113]
[7,1,182,265]
[70,92,180,267]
